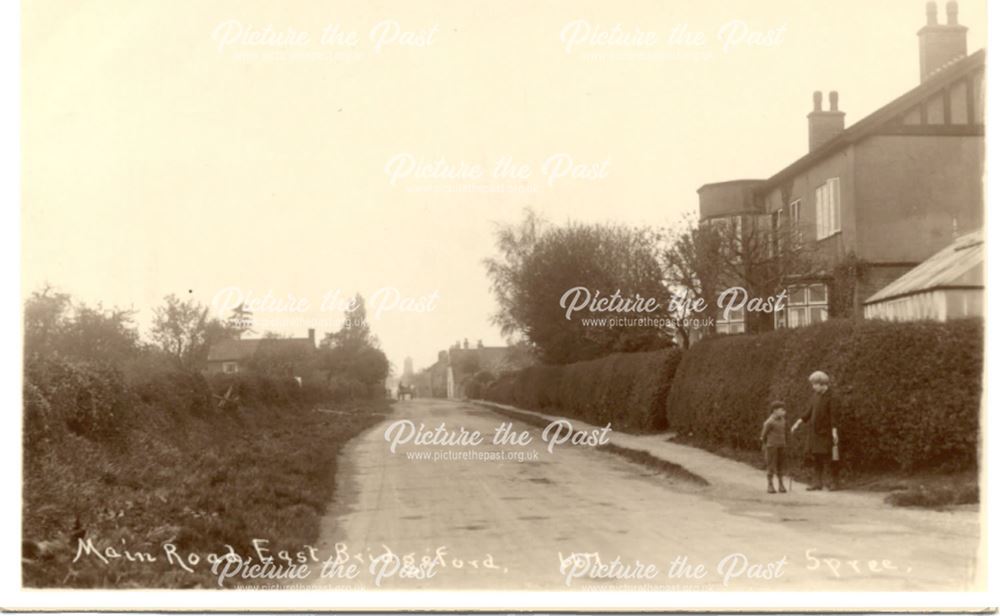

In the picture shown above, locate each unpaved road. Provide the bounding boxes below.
[310,398,980,591]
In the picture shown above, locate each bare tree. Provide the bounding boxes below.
[662,212,821,340]
[661,215,724,347]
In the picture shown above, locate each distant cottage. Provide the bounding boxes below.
[205,328,316,376]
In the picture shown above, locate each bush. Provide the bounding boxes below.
[667,318,983,473]
[24,357,130,441]
[462,370,496,400]
[136,370,213,417]
[483,348,683,433]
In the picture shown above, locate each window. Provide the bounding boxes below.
[788,199,802,240]
[716,307,745,335]
[769,209,783,256]
[222,361,239,374]
[775,284,828,329]
[814,178,841,240]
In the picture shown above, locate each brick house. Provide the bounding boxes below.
[697,1,984,333]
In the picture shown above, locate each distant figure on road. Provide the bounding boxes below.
[396,383,413,401]
[791,370,840,491]
[759,400,788,494]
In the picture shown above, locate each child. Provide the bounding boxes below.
[760,400,788,494]
[791,370,840,491]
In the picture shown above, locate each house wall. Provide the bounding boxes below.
[853,263,919,313]
[698,180,764,220]
[853,134,984,263]
[760,147,856,265]
[204,361,237,375]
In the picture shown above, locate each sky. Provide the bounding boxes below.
[21,0,988,372]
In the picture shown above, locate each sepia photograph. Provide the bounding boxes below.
[6,0,997,611]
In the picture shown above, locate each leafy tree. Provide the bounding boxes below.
[485,212,673,364]
[24,286,140,364]
[484,208,546,341]
[317,294,389,392]
[322,293,377,352]
[150,294,212,370]
[23,286,72,358]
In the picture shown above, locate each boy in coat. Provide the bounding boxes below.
[791,370,840,490]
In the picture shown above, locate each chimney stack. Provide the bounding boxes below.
[918,1,967,82]
[807,91,845,151]
[307,328,315,346]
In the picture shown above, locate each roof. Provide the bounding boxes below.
[207,339,260,362]
[865,230,984,305]
[206,337,314,362]
[761,49,985,191]
[696,179,766,193]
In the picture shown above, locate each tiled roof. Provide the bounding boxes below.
[207,339,260,362]
[761,49,985,190]
[865,230,984,304]
[206,337,314,362]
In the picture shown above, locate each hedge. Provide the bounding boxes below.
[666,318,983,473]
[23,357,364,446]
[482,348,683,432]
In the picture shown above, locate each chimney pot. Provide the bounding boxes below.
[807,91,845,151]
[918,0,967,82]
[946,0,958,25]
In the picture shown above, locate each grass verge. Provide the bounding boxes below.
[23,399,388,588]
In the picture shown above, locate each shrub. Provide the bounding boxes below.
[24,357,130,441]
[136,370,213,417]
[462,370,496,400]
[667,318,983,473]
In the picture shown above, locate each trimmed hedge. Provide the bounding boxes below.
[667,318,983,473]
[483,348,683,432]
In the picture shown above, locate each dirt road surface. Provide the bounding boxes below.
[309,398,980,591]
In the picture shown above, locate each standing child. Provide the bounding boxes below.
[791,370,840,491]
[760,401,788,494]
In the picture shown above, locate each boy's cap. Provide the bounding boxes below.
[809,370,830,384]
[770,400,785,410]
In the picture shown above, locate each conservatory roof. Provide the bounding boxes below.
[865,230,984,305]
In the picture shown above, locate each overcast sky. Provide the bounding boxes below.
[22,0,987,371]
